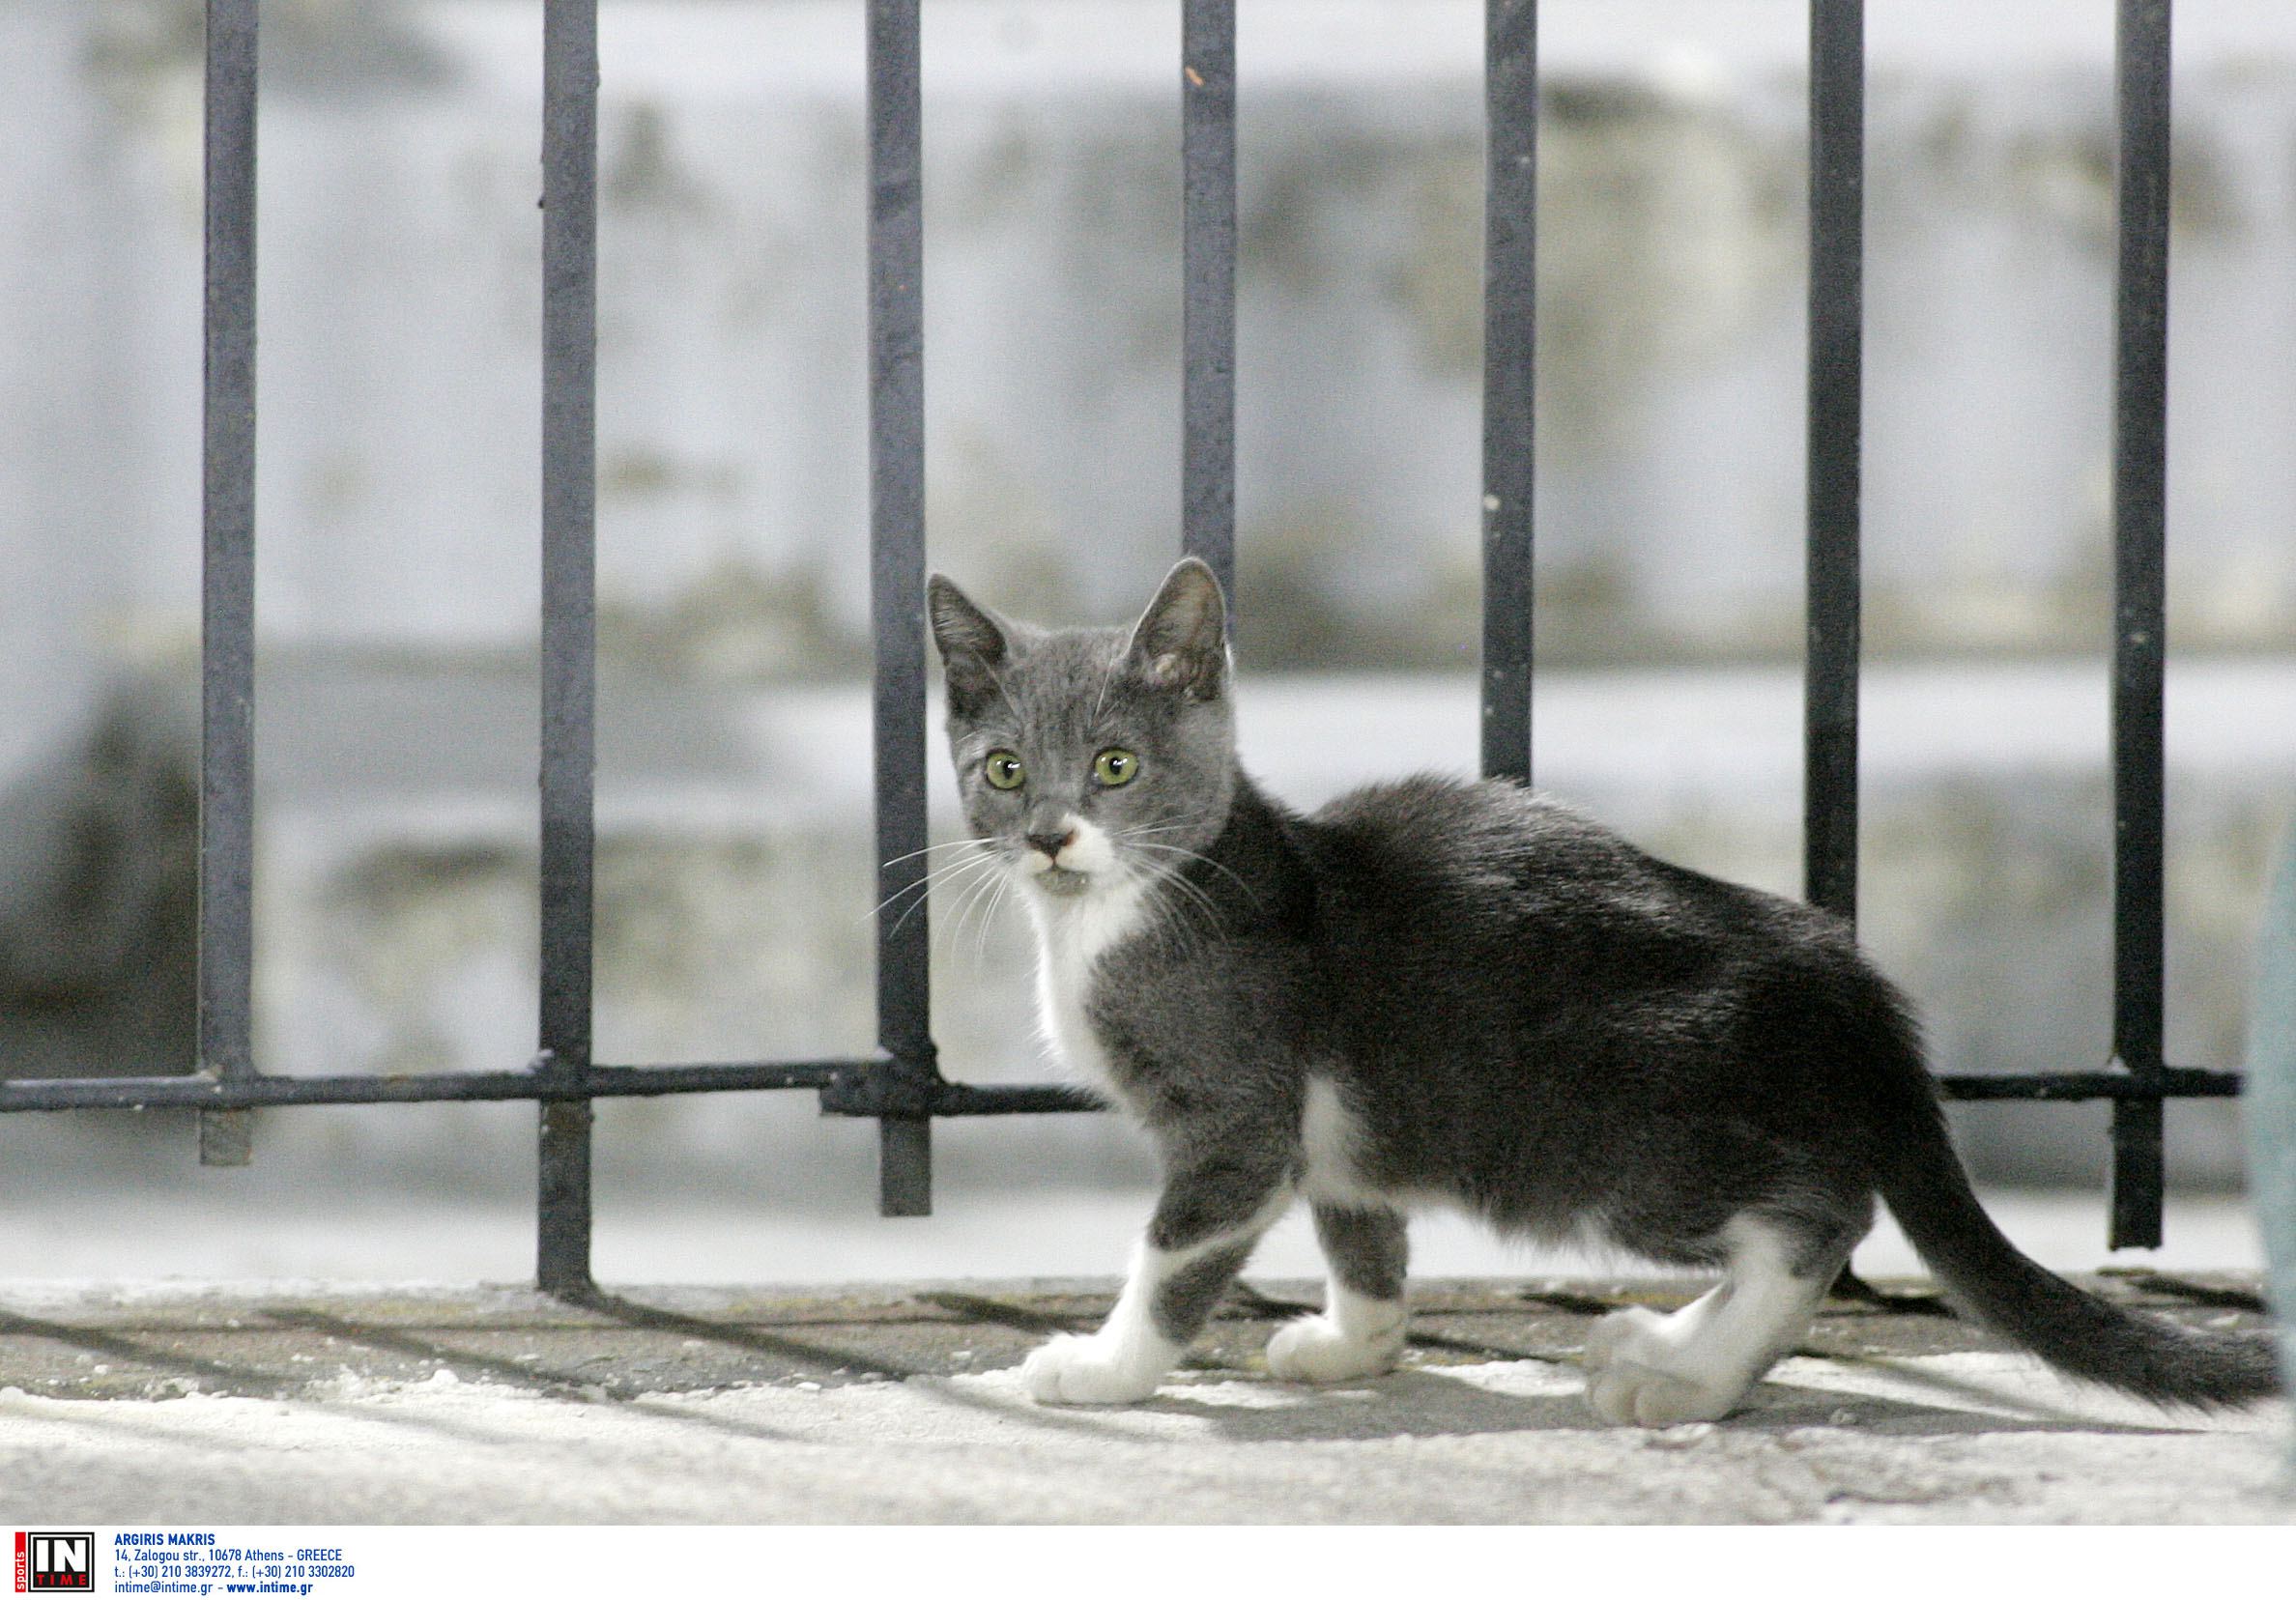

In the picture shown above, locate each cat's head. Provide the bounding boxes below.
[927,558,1237,902]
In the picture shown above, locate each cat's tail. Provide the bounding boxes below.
[1875,1089,2281,1409]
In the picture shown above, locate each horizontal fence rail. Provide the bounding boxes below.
[0,1063,1103,1115]
[0,0,2239,1287]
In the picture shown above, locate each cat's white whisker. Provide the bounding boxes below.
[1120,838,1265,908]
[864,845,997,927]
[1144,862,1221,936]
[941,860,1007,976]
[1149,895,1217,962]
[972,870,1018,973]
[1114,810,1222,835]
[876,852,1013,950]
[877,838,998,871]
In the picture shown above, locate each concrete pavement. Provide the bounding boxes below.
[1,1271,2288,1524]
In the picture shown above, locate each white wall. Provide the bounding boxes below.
[9,0,2296,667]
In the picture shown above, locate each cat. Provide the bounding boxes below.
[927,557,2281,1422]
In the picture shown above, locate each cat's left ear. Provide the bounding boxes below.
[1127,557,1229,700]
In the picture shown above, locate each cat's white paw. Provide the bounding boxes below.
[1265,1312,1405,1384]
[1585,1357,1733,1426]
[1019,1332,1165,1405]
[1581,1307,1740,1425]
[1584,1304,1667,1368]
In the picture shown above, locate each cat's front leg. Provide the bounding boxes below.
[1022,1163,1289,1405]
[1266,1203,1410,1383]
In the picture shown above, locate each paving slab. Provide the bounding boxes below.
[0,1272,2288,1524]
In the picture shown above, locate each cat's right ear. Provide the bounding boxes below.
[928,574,1009,719]
[1127,557,1229,700]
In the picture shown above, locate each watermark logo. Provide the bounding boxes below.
[14,1533,93,1593]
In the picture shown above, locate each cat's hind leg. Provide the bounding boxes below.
[1022,1165,1290,1405]
[1266,1203,1410,1383]
[1582,1214,1843,1426]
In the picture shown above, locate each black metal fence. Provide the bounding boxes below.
[0,0,2239,1292]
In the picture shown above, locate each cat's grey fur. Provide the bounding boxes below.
[928,557,2281,1421]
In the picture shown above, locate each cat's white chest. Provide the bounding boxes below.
[1028,878,1152,1093]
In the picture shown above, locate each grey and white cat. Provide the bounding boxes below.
[928,557,2280,1422]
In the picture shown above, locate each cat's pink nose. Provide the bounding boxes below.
[1026,826,1076,862]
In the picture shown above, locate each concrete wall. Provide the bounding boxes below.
[9,0,2296,674]
[5,1,2296,1209]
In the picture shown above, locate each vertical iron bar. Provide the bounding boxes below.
[1181,0,1237,605]
[870,0,934,1216]
[2109,0,2172,1250]
[198,0,259,1168]
[1480,0,1536,786]
[537,0,599,1293]
[1804,0,1864,925]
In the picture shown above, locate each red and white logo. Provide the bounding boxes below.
[14,1532,92,1593]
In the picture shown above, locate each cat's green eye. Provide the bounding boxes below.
[1094,748,1139,787]
[983,750,1026,790]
